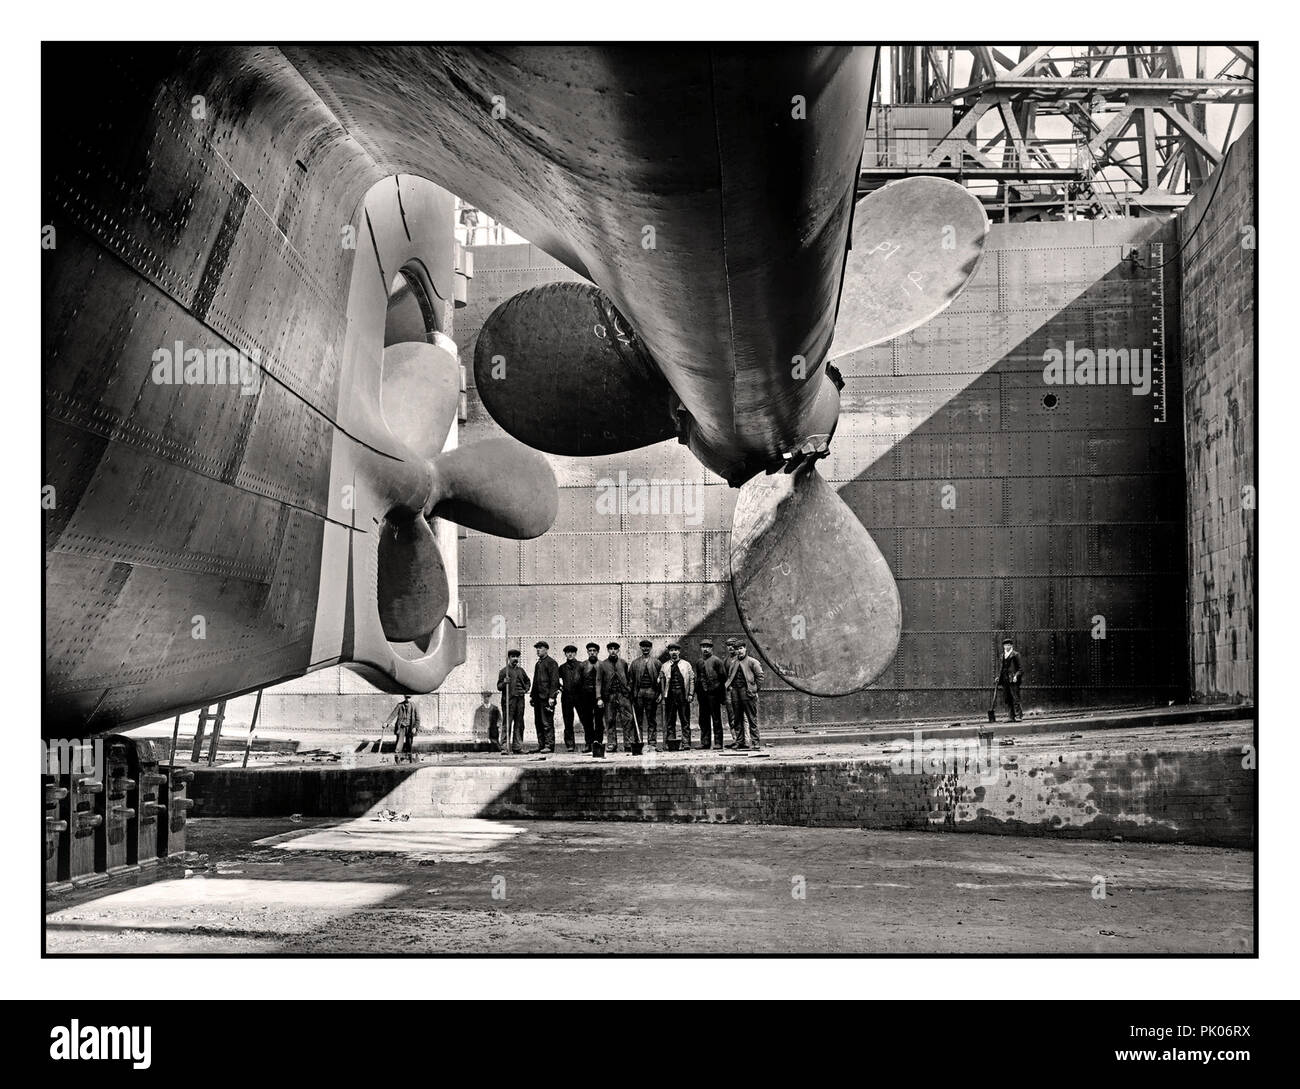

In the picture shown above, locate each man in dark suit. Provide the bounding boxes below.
[531,640,561,753]
[496,650,530,754]
[575,642,602,753]
[723,637,742,745]
[473,689,501,749]
[557,644,584,752]
[628,639,661,752]
[386,694,420,763]
[596,642,634,757]
[994,637,1024,722]
[695,639,728,750]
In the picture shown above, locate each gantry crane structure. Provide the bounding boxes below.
[861,45,1255,220]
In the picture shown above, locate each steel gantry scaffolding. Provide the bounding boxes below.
[862,45,1255,220]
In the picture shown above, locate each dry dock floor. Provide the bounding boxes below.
[46,815,1252,954]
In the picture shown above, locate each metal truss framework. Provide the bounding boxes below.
[866,45,1255,219]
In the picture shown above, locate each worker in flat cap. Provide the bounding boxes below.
[695,639,728,750]
[992,638,1025,722]
[628,638,661,753]
[725,640,765,750]
[557,644,583,752]
[531,640,560,753]
[723,638,742,745]
[496,648,530,754]
[596,641,634,757]
[386,694,421,763]
[473,689,502,750]
[659,643,694,751]
[575,642,602,752]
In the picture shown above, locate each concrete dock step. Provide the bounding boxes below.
[189,716,1255,848]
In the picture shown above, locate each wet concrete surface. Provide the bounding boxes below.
[45,816,1253,955]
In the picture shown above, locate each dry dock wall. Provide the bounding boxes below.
[1178,124,1256,703]
[191,739,1252,847]
[444,218,1187,730]
[255,172,1248,737]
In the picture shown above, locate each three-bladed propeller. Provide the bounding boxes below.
[731,464,901,696]
[426,436,560,540]
[726,175,990,693]
[378,512,449,644]
[373,336,558,647]
[474,281,677,456]
[468,176,988,696]
[830,175,990,359]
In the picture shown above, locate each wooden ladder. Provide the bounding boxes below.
[190,701,228,765]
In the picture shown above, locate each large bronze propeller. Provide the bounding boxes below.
[473,176,988,696]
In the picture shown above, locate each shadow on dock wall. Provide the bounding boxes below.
[190,735,1254,849]
[446,217,1189,730]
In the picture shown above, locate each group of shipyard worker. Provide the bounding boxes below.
[386,635,1028,761]
[493,638,765,758]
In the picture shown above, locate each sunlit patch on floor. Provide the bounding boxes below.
[260,817,529,857]
[45,878,407,934]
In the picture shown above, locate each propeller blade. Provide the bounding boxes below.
[474,281,677,456]
[428,435,559,540]
[730,465,901,696]
[381,335,462,460]
[829,176,989,358]
[376,512,449,644]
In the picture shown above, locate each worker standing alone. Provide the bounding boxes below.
[387,694,420,763]
[993,638,1025,722]
[474,690,502,749]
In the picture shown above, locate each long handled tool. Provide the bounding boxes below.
[373,706,394,756]
[506,657,515,754]
[987,675,1000,723]
[629,695,642,756]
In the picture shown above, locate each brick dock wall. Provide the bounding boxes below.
[191,742,1253,847]
[1179,123,1256,704]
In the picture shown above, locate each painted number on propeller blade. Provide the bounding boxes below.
[594,317,632,345]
